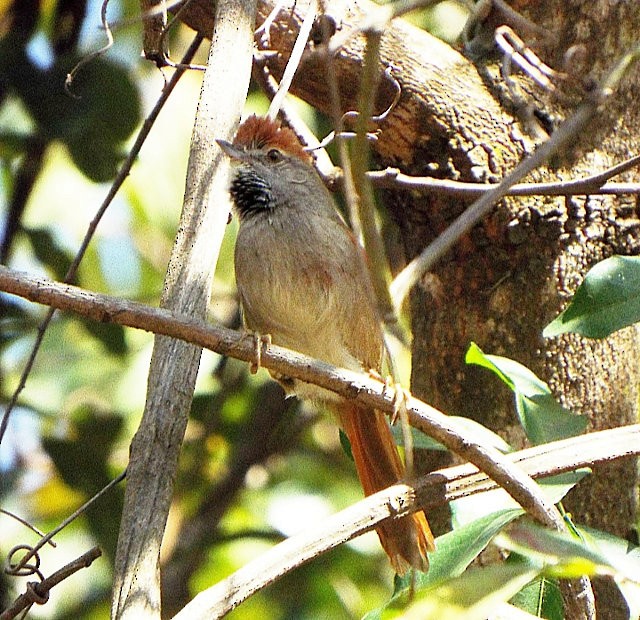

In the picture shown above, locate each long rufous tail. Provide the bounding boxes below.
[335,403,435,574]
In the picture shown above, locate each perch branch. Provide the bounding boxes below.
[1,266,565,531]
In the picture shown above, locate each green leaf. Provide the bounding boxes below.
[43,406,124,558]
[8,52,141,181]
[78,317,128,356]
[365,509,523,619]
[0,297,34,350]
[382,563,539,620]
[23,226,73,281]
[577,525,640,617]
[543,255,640,338]
[339,428,354,461]
[0,131,31,158]
[466,343,587,444]
[510,575,563,620]
[420,509,524,587]
[499,521,640,583]
[67,137,126,183]
[451,469,589,527]
[516,393,587,446]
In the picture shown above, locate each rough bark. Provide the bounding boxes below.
[177,1,640,616]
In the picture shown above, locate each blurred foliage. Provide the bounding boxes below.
[0,1,637,619]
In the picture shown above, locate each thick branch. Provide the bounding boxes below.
[111,2,257,618]
[178,0,510,169]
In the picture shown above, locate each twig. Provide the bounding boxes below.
[158,0,208,71]
[1,547,102,620]
[267,0,317,119]
[304,0,361,242]
[350,27,397,326]
[367,155,640,196]
[252,60,339,184]
[161,386,307,613]
[8,471,125,576]
[65,0,115,95]
[324,0,435,57]
[0,266,565,532]
[0,510,55,547]
[255,0,288,46]
[390,104,596,309]
[0,33,204,447]
[171,424,640,619]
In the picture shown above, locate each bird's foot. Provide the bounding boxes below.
[249,331,272,374]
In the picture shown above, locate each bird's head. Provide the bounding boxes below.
[217,115,316,220]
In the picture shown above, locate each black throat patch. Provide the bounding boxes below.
[230,168,274,219]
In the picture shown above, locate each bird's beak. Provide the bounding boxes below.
[216,139,246,162]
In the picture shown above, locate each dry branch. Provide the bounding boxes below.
[4,257,635,615]
[0,266,585,531]
[172,424,640,619]
[111,2,257,618]
[1,547,102,620]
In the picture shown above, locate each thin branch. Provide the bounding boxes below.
[0,510,55,547]
[171,424,640,619]
[389,105,591,309]
[0,266,565,532]
[8,471,125,576]
[65,0,114,95]
[267,0,316,119]
[367,156,640,197]
[0,33,204,446]
[0,547,102,620]
[350,27,397,326]
[158,0,209,71]
[252,59,339,185]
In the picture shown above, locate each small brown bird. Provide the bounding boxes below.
[218,115,434,574]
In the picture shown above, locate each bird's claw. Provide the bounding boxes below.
[367,370,410,425]
[250,332,272,374]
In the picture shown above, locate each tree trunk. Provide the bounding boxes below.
[178,1,640,616]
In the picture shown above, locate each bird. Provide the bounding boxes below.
[217,114,434,574]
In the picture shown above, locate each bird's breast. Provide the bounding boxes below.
[234,210,382,372]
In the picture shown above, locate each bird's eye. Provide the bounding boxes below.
[267,148,282,162]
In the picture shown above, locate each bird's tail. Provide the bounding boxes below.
[335,403,434,574]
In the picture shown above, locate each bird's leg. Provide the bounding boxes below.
[391,384,416,481]
[370,369,416,479]
[249,331,272,374]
